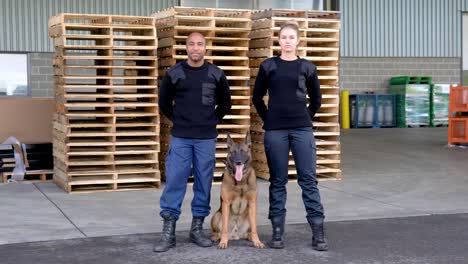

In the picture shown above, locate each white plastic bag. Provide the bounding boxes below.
[1,137,26,181]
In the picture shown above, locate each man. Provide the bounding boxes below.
[154,32,232,252]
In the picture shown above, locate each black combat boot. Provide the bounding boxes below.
[307,217,329,251]
[153,212,177,252]
[189,216,213,247]
[268,215,285,249]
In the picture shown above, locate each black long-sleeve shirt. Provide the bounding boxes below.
[252,56,321,130]
[159,61,231,139]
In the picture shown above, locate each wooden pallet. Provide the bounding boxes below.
[154,7,251,21]
[1,170,54,183]
[53,164,160,193]
[49,14,156,42]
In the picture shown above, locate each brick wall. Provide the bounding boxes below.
[29,54,462,97]
[339,57,461,94]
[30,53,54,98]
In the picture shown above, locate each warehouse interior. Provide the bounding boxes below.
[1,0,468,263]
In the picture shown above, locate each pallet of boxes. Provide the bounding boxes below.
[389,76,432,128]
[48,14,161,193]
[249,9,342,181]
[152,7,251,183]
[430,84,450,127]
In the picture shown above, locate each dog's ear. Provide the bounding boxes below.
[245,131,251,148]
[226,133,233,149]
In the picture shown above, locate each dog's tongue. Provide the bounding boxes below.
[235,164,244,182]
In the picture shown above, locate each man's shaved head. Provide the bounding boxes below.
[186,32,205,44]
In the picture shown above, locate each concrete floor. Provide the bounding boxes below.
[1,127,468,249]
[3,213,468,264]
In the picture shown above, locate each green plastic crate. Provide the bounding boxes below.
[390,76,433,85]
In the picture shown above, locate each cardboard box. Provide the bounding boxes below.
[0,98,54,143]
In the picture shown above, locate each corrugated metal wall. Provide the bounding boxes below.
[341,0,468,57]
[0,0,178,52]
[2,0,467,57]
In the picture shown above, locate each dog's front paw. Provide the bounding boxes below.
[218,239,229,249]
[253,240,265,249]
[211,233,220,242]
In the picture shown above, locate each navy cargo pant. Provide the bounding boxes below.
[160,136,216,220]
[264,127,324,219]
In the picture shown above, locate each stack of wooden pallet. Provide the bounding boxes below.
[153,7,251,182]
[249,9,342,181]
[49,14,160,193]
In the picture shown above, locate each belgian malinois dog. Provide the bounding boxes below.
[210,132,265,249]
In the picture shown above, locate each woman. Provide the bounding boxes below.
[252,21,328,251]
